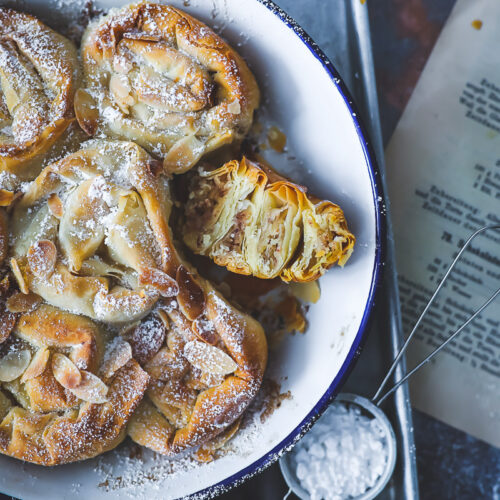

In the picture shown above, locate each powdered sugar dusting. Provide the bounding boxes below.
[75,1,257,171]
[92,377,290,498]
[0,6,78,173]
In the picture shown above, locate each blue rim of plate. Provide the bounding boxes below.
[188,1,387,499]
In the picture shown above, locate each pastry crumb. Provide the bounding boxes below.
[471,19,483,30]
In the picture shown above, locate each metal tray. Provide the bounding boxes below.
[221,0,420,498]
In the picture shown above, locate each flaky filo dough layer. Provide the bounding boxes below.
[127,286,268,456]
[75,1,260,175]
[0,8,81,189]
[0,304,149,465]
[183,157,355,282]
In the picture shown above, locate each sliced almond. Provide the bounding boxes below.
[0,349,31,382]
[47,193,64,219]
[113,53,134,74]
[192,316,218,345]
[157,309,169,329]
[52,353,82,389]
[27,240,57,280]
[10,258,28,294]
[109,73,135,114]
[176,265,205,321]
[0,189,14,207]
[290,281,321,304]
[145,347,188,381]
[123,32,163,42]
[21,347,49,382]
[0,310,16,344]
[100,337,132,380]
[139,267,179,298]
[69,371,108,404]
[7,291,42,313]
[227,99,241,115]
[125,315,166,365]
[184,367,207,391]
[166,306,196,341]
[183,340,237,376]
[199,370,225,388]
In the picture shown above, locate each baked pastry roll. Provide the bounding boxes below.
[75,1,259,174]
[182,158,355,282]
[10,139,178,323]
[0,8,80,190]
[127,285,267,456]
[0,303,149,465]
[124,172,267,455]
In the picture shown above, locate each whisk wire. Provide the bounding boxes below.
[372,224,500,406]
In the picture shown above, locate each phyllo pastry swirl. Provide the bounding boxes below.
[75,1,260,175]
[0,302,149,465]
[182,157,355,282]
[127,287,267,456]
[0,8,80,190]
[9,139,178,323]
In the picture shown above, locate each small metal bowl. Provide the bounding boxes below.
[280,393,397,500]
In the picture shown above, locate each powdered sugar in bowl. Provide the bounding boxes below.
[280,394,397,500]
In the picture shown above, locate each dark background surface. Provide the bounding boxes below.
[368,1,500,499]
[2,1,499,499]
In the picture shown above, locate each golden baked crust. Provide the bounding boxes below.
[127,287,267,455]
[6,138,266,459]
[75,1,260,174]
[10,139,178,323]
[0,8,80,189]
[182,157,355,282]
[125,172,267,455]
[0,303,149,465]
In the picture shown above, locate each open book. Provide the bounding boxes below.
[385,0,500,447]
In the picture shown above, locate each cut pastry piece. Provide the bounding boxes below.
[75,1,259,174]
[10,139,178,323]
[0,8,81,190]
[182,158,355,282]
[0,303,149,465]
[125,174,267,455]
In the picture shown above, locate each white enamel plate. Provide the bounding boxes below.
[0,0,383,498]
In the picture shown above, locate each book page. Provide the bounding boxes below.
[385,0,500,447]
